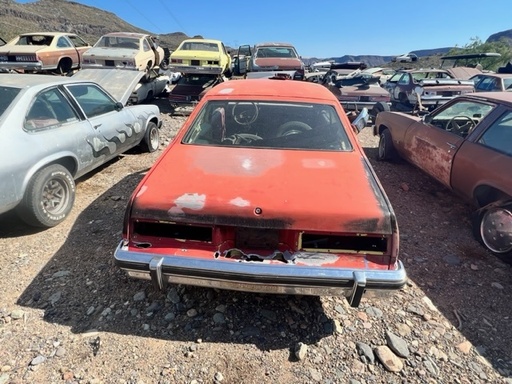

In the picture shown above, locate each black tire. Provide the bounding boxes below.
[55,58,72,75]
[16,164,75,227]
[141,121,159,152]
[159,60,169,71]
[370,101,390,120]
[471,203,512,262]
[377,128,397,161]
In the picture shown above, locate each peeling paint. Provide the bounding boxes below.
[169,193,206,214]
[230,197,250,207]
[302,158,336,168]
[218,88,234,94]
[241,158,253,170]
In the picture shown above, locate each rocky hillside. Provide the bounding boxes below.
[0,0,192,51]
[2,0,512,62]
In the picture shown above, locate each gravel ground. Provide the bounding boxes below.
[0,96,511,384]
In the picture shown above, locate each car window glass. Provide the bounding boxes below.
[25,88,78,130]
[182,100,353,151]
[476,77,499,91]
[478,111,512,156]
[429,100,495,134]
[57,36,72,48]
[68,35,89,48]
[66,84,117,118]
[142,39,151,52]
[505,78,512,90]
[398,74,409,85]
[0,86,21,119]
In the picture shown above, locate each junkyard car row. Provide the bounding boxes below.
[1,30,511,305]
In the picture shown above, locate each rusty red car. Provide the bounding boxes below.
[114,79,406,307]
[375,92,512,259]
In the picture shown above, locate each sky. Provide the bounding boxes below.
[16,0,512,59]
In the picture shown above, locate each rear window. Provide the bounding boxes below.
[182,100,353,151]
[0,86,21,118]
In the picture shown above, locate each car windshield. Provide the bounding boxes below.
[0,86,21,118]
[182,100,353,151]
[17,35,53,46]
[255,47,298,59]
[95,36,139,49]
[180,42,219,52]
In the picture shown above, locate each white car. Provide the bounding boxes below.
[0,73,162,227]
[392,53,418,63]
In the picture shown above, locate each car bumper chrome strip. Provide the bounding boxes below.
[114,241,407,307]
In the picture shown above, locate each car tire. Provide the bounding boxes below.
[471,203,512,262]
[370,101,390,120]
[141,121,160,152]
[55,58,72,75]
[377,129,397,161]
[16,164,75,227]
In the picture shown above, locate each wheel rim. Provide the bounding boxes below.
[42,178,70,215]
[149,128,159,149]
[480,207,512,254]
[378,134,386,158]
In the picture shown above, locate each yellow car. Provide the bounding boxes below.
[170,38,232,77]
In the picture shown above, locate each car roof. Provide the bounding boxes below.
[180,38,222,44]
[102,32,148,38]
[0,74,80,89]
[19,32,76,36]
[466,91,512,105]
[398,68,447,73]
[254,42,295,48]
[473,73,512,79]
[204,79,337,102]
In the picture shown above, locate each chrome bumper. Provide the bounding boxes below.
[0,61,43,70]
[114,241,407,307]
[169,64,223,75]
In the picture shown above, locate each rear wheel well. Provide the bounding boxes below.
[57,57,73,73]
[474,185,511,207]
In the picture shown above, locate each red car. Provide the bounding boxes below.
[114,79,406,307]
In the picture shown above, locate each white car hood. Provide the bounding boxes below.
[72,69,144,105]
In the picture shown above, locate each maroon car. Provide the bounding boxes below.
[374,92,512,260]
[236,42,305,80]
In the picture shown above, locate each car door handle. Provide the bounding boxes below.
[446,142,456,149]
[94,124,102,129]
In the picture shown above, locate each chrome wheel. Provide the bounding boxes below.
[42,177,71,215]
[480,207,512,254]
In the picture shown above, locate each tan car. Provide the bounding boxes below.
[0,32,91,74]
[81,32,167,77]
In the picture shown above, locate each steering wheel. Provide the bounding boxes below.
[276,121,313,137]
[446,115,475,135]
[233,102,259,125]
[223,133,263,145]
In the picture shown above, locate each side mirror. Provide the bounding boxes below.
[115,101,124,111]
[423,114,432,124]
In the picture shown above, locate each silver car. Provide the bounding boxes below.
[0,73,161,227]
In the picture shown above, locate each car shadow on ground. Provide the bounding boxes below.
[14,170,332,352]
[364,145,512,374]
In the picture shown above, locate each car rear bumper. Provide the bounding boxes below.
[0,61,44,71]
[114,241,407,307]
[169,64,223,75]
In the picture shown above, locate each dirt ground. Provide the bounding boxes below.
[0,96,511,384]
